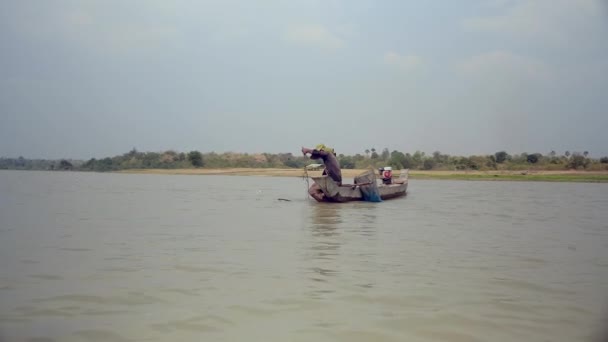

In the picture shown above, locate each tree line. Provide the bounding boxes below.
[1,148,607,172]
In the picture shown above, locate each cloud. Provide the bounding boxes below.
[458,50,552,82]
[462,0,604,46]
[3,2,178,55]
[383,52,424,72]
[282,24,345,49]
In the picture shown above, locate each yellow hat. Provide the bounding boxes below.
[315,144,334,154]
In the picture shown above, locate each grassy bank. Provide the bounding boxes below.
[409,171,608,182]
[118,168,608,183]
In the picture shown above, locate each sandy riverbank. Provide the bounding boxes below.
[117,168,608,182]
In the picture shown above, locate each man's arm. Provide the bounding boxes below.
[301,147,313,156]
[302,147,328,159]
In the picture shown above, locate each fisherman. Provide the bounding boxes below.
[302,144,342,201]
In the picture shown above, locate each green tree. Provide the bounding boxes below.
[59,159,73,170]
[422,159,435,170]
[494,151,509,164]
[403,153,414,169]
[431,151,449,166]
[381,148,390,161]
[126,148,139,158]
[600,157,608,164]
[468,156,493,170]
[95,157,114,171]
[454,157,474,170]
[548,150,559,164]
[388,150,405,169]
[412,151,425,169]
[16,156,25,168]
[188,151,204,167]
[388,160,403,169]
[388,151,414,169]
[527,153,541,164]
[284,158,303,168]
[141,152,161,168]
[568,153,588,169]
[339,155,356,169]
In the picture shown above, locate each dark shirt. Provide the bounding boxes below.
[310,150,342,184]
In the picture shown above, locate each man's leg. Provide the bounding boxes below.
[308,183,326,201]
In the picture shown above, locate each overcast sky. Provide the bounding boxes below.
[1,0,607,159]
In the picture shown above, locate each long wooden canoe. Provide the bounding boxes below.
[310,169,408,203]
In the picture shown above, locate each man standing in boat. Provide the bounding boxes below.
[302,144,342,201]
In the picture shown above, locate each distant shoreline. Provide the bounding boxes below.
[116,168,608,183]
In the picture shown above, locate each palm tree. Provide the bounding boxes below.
[583,151,589,157]
[365,149,370,158]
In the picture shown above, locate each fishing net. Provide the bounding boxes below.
[355,169,382,202]
[302,167,310,199]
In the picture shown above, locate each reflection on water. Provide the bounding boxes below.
[310,203,342,235]
[305,204,342,297]
[304,202,382,299]
[347,202,378,237]
[1,171,608,342]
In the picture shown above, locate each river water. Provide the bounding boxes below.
[1,170,607,341]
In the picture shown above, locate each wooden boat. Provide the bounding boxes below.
[310,169,408,203]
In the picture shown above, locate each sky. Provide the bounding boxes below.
[0,0,607,159]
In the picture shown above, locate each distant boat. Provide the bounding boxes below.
[310,169,408,203]
[306,163,323,170]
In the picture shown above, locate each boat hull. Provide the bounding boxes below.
[310,174,408,203]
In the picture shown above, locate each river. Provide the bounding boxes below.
[1,170,607,341]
